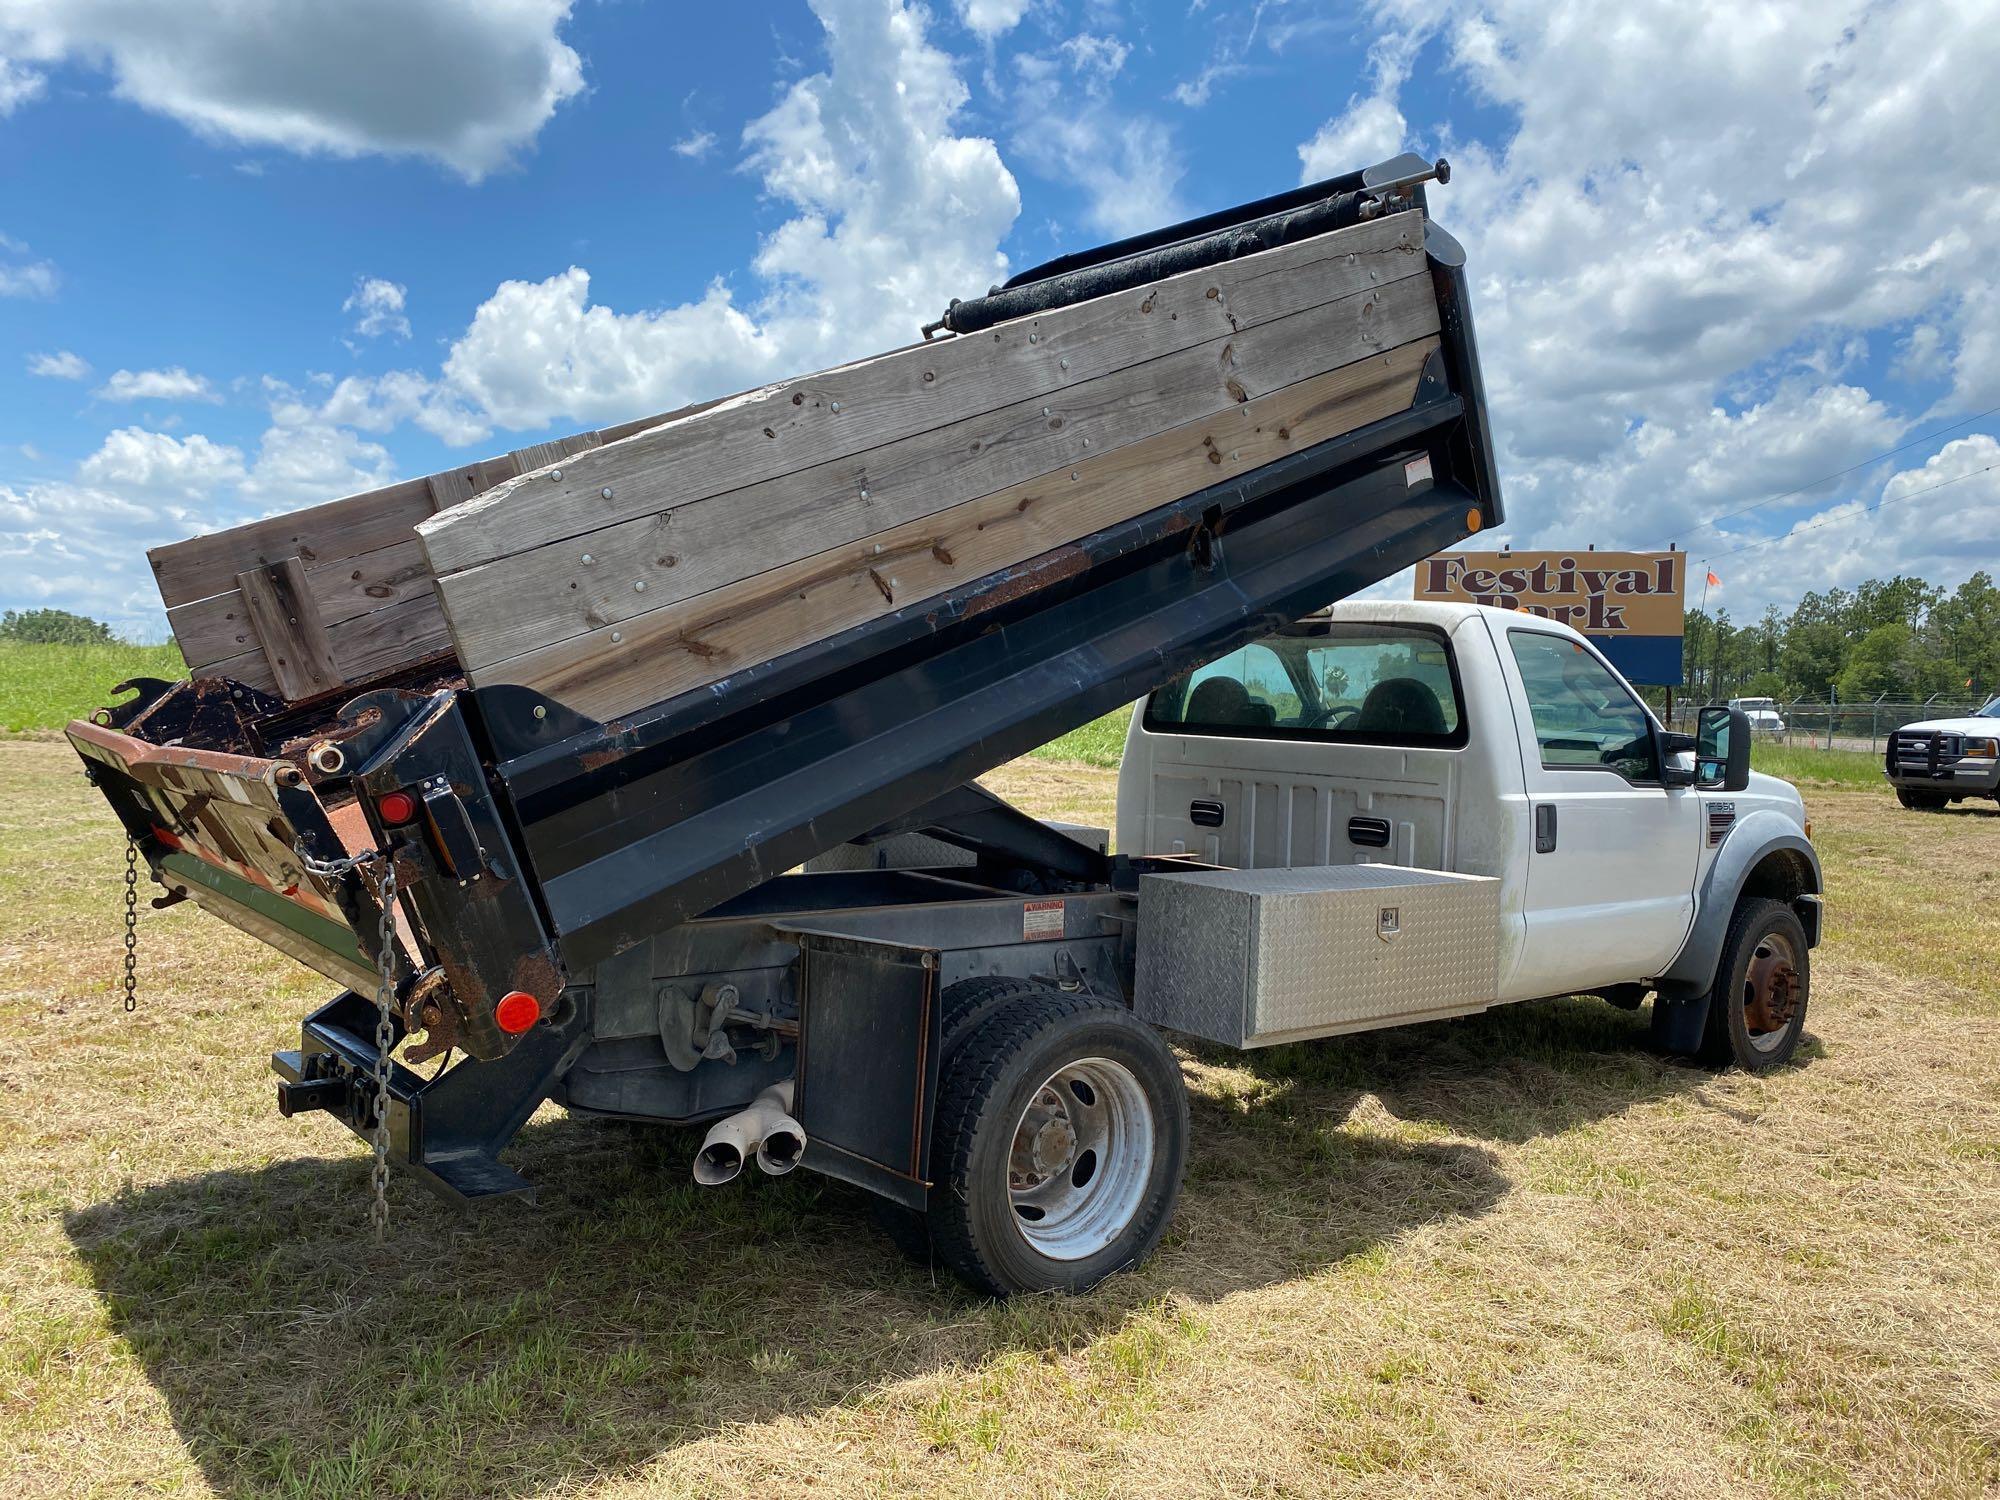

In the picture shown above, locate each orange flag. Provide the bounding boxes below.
[1706,569,1721,587]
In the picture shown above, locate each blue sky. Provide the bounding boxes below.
[3,0,1996,638]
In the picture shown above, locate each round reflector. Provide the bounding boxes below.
[495,990,541,1034]
[376,790,419,826]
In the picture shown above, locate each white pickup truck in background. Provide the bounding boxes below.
[1117,601,1824,1070]
[1884,698,2000,810]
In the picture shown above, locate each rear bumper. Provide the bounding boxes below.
[273,989,593,1205]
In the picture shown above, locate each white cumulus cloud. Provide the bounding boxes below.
[344,277,410,340]
[0,230,56,297]
[1310,0,2000,615]
[0,0,585,179]
[426,0,1019,434]
[95,367,221,403]
[27,349,89,380]
[954,0,1033,40]
[0,52,41,114]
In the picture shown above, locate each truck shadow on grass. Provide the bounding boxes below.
[63,994,1713,1499]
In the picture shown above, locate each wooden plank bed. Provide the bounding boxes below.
[150,204,1442,725]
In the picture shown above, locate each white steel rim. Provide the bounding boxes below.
[1006,1056,1155,1261]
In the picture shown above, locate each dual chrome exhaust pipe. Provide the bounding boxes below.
[693,1080,805,1186]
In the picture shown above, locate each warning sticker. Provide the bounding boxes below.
[1022,898,1065,941]
[1404,453,1434,488]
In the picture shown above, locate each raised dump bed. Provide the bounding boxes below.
[148,156,1470,727]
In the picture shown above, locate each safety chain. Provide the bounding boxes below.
[368,853,399,1242]
[296,840,401,1241]
[121,837,139,1012]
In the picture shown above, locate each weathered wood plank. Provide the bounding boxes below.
[435,276,1440,671]
[169,539,437,674]
[508,431,602,473]
[426,457,520,513]
[151,477,436,610]
[419,211,1428,575]
[234,558,342,699]
[206,593,455,698]
[475,335,1438,722]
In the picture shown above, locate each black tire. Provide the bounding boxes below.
[1697,897,1811,1071]
[871,975,1065,1265]
[1896,788,1949,811]
[937,975,1048,1062]
[926,991,1188,1296]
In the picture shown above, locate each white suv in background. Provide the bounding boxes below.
[1729,697,1787,736]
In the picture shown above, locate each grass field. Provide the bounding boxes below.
[3,712,1998,1498]
[0,645,1991,1494]
[0,642,185,733]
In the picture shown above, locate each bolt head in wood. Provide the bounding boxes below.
[601,487,614,500]
[551,469,564,480]
[581,554,594,565]
[634,580,647,592]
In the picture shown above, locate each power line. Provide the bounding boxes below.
[1677,403,2000,541]
[1704,460,1999,562]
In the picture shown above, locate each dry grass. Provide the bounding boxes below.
[3,735,1997,1498]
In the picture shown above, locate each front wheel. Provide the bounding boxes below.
[1698,897,1811,1071]
[1896,788,1949,811]
[927,990,1188,1296]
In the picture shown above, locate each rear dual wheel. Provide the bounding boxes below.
[878,980,1188,1296]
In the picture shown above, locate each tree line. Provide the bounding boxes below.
[1679,572,2000,705]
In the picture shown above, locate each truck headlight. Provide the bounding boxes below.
[1964,737,1998,758]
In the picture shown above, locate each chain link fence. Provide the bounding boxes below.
[1662,696,1991,754]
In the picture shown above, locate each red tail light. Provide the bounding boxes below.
[495,990,541,1034]
[376,790,419,825]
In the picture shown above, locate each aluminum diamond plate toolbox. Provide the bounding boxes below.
[1135,864,1500,1048]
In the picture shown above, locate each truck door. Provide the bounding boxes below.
[1492,625,1700,1000]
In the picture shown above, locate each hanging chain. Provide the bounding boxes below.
[295,839,401,1241]
[368,852,399,1242]
[120,837,139,1012]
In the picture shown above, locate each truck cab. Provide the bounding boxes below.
[1118,601,1822,1063]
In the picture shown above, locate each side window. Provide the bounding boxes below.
[1507,631,1660,783]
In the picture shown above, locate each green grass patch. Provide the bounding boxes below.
[1750,741,1884,787]
[1028,704,1133,767]
[0,641,186,733]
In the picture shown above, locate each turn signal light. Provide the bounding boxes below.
[495,990,541,1034]
[376,790,419,825]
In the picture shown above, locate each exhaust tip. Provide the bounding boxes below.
[694,1141,744,1186]
[756,1130,804,1176]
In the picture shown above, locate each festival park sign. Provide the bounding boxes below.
[1413,550,1686,684]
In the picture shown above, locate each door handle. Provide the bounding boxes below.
[1188,798,1225,828]
[1534,803,1558,853]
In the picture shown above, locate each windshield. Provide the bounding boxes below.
[1736,699,1775,709]
[1980,698,2000,719]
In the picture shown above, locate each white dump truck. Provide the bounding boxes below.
[71,154,1820,1298]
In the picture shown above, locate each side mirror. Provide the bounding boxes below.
[1696,705,1752,791]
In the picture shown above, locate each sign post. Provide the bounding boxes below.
[1413,550,1686,684]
